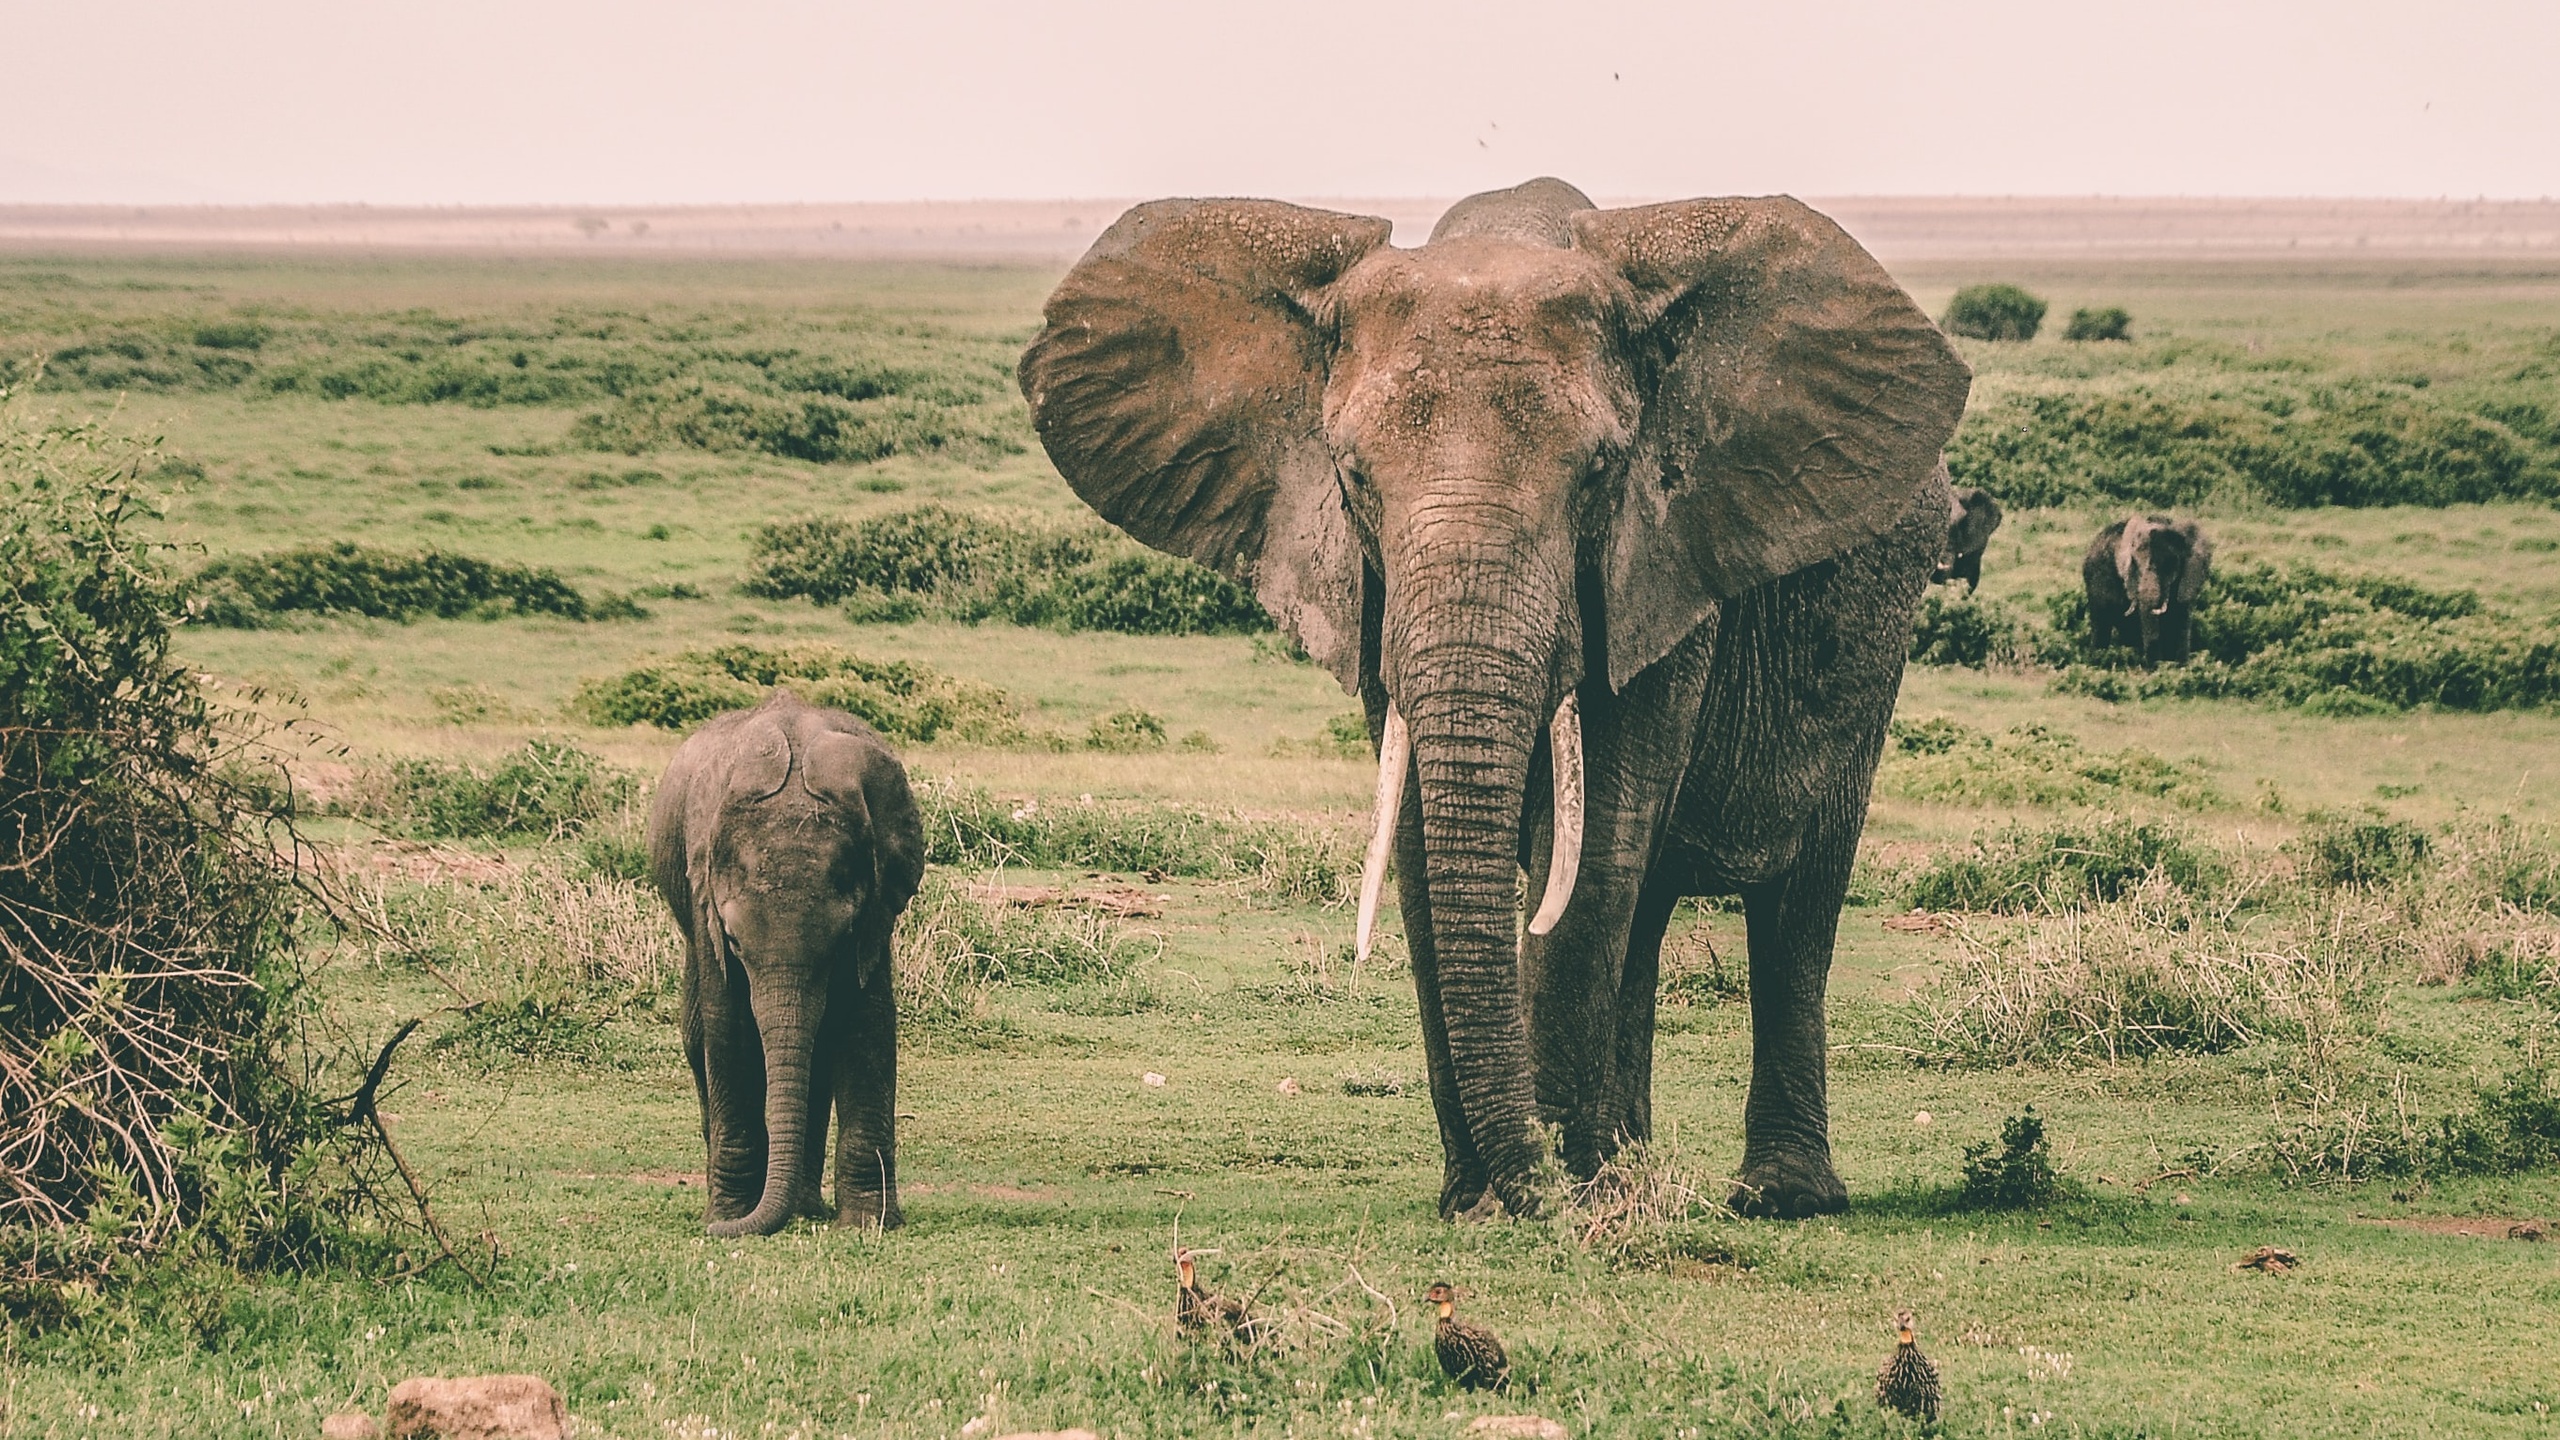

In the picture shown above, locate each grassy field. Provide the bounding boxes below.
[6,247,2560,1438]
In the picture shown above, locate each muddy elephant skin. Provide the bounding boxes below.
[647,690,924,1236]
[1934,484,2003,592]
[2083,514,2213,663]
[1020,179,1971,1219]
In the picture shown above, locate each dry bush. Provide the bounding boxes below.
[1914,878,2380,1066]
[338,856,682,998]
[893,873,1159,1022]
[1561,1135,1750,1272]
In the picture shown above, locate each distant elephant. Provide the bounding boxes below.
[647,690,924,1236]
[1021,179,1969,1219]
[2083,514,2212,663]
[1933,481,2002,592]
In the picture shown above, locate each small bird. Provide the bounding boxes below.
[1875,1308,1941,1423]
[1426,1282,1510,1392]
[1174,1247,1262,1347]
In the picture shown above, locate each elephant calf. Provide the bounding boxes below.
[1934,482,2003,593]
[2083,513,2213,663]
[647,690,924,1236]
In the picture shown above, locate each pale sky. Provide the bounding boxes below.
[3,0,2553,205]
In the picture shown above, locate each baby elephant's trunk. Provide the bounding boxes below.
[709,1020,813,1238]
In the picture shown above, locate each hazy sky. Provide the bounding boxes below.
[3,0,2554,204]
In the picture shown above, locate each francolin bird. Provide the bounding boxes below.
[1426,1282,1510,1392]
[1875,1308,1940,1423]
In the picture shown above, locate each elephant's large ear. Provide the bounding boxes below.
[1020,200,1394,692]
[2174,522,2214,604]
[1571,198,1972,689]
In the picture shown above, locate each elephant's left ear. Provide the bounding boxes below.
[1571,198,1971,689]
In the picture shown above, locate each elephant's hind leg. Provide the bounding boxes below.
[1731,836,1855,1219]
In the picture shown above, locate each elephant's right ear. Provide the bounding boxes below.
[1572,198,1971,689]
[1019,200,1394,692]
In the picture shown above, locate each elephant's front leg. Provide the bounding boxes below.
[1732,832,1857,1218]
[827,943,902,1231]
[1521,656,1707,1177]
[688,938,768,1225]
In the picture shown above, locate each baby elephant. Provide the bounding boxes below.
[2083,513,2213,663]
[648,690,924,1236]
[1934,484,2004,592]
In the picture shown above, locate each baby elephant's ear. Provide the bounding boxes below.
[1572,198,1971,688]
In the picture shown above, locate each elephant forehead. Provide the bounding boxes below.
[1341,241,1624,338]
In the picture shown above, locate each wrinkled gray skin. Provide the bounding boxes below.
[1020,179,1970,1220]
[2083,514,2212,663]
[648,690,924,1236]
[1933,483,2003,592]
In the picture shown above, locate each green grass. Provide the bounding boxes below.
[8,249,2560,1436]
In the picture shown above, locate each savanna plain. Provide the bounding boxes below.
[7,243,2560,1438]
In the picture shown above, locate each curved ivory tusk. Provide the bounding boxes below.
[1354,706,1410,964]
[2152,602,2172,615]
[1527,694,1584,937]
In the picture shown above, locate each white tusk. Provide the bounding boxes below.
[1528,694,1583,937]
[2151,602,2172,616]
[1354,705,1410,964]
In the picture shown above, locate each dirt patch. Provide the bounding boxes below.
[2367,1215,2551,1241]
[969,882,1167,918]
[326,838,515,887]
[1880,911,1948,935]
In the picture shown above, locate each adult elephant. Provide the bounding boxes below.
[1935,482,2003,592]
[2083,514,2213,663]
[1020,179,1969,1219]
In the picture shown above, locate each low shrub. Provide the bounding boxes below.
[1881,717,2228,811]
[192,541,620,626]
[1943,284,2047,342]
[1914,881,2376,1065]
[2051,562,2560,713]
[1960,1109,2067,1208]
[576,642,1033,746]
[2267,1060,2560,1183]
[914,782,1354,907]
[2291,811,2432,888]
[1086,707,1168,752]
[1903,816,2226,913]
[742,504,1269,636]
[572,380,1022,468]
[1947,380,2560,511]
[2063,306,2132,342]
[382,738,637,841]
[1907,592,2035,668]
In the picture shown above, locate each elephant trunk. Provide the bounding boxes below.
[1405,659,1552,1211]
[710,1016,814,1238]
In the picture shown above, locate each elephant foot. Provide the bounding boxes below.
[833,1193,904,1232]
[1448,1191,1504,1224]
[1437,1164,1490,1221]
[1729,1152,1847,1219]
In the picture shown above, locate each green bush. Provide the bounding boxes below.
[1908,592,2034,667]
[1943,284,2048,342]
[385,738,637,841]
[1881,718,2227,811]
[1947,381,2560,510]
[2,394,379,1290]
[1960,1108,2067,1208]
[2291,811,2431,888]
[576,642,1032,746]
[571,380,1021,467]
[742,504,1270,636]
[192,541,618,626]
[2063,306,2132,342]
[1085,707,1168,752]
[2052,562,2560,713]
[1905,816,2225,913]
